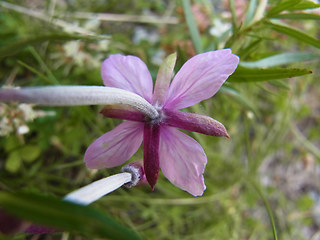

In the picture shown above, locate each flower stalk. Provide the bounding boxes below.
[0,86,159,120]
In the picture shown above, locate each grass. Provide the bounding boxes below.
[0,0,319,239]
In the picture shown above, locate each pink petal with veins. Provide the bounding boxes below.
[84,121,144,169]
[159,126,207,196]
[101,54,153,102]
[164,49,239,110]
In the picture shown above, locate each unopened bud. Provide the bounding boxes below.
[120,161,147,188]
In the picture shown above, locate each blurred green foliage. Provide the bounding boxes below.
[0,0,320,239]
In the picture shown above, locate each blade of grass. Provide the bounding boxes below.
[250,181,278,240]
[292,124,320,160]
[228,0,238,34]
[267,0,302,17]
[240,52,320,68]
[17,60,53,84]
[0,191,141,240]
[28,47,59,85]
[228,66,312,82]
[268,80,290,90]
[273,13,320,20]
[182,0,203,53]
[288,0,320,10]
[244,0,258,26]
[237,39,262,59]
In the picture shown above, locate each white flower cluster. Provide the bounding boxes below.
[0,103,55,137]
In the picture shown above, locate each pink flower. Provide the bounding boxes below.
[84,50,239,196]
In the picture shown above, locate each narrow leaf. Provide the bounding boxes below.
[267,0,302,17]
[288,0,320,10]
[238,39,262,59]
[228,66,312,82]
[244,0,258,26]
[228,0,238,33]
[240,52,320,68]
[0,191,141,240]
[273,13,320,20]
[182,0,203,53]
[268,80,291,90]
[250,181,278,240]
[17,60,54,84]
[267,21,320,49]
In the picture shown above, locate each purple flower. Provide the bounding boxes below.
[84,50,239,196]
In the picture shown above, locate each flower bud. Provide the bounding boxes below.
[120,161,147,188]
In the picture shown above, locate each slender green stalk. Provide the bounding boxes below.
[28,47,60,85]
[228,0,238,34]
[251,181,278,240]
[182,0,203,53]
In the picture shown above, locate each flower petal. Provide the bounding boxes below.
[143,123,160,189]
[164,49,239,109]
[84,121,144,169]
[164,109,229,137]
[159,126,207,196]
[101,54,153,102]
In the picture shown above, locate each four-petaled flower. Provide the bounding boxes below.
[84,50,239,196]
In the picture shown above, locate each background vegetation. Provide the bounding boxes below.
[0,0,319,239]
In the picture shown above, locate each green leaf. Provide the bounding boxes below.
[240,52,320,68]
[267,0,302,17]
[17,60,53,84]
[0,191,141,240]
[4,136,21,152]
[5,152,21,173]
[274,13,320,20]
[288,0,320,10]
[237,39,262,59]
[18,145,41,163]
[268,80,291,90]
[228,0,238,34]
[182,0,203,53]
[267,21,320,49]
[0,33,109,58]
[228,66,312,82]
[244,0,258,26]
[28,47,59,85]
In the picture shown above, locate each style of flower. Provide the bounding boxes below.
[84,50,239,196]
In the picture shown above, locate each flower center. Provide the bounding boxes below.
[148,105,165,125]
